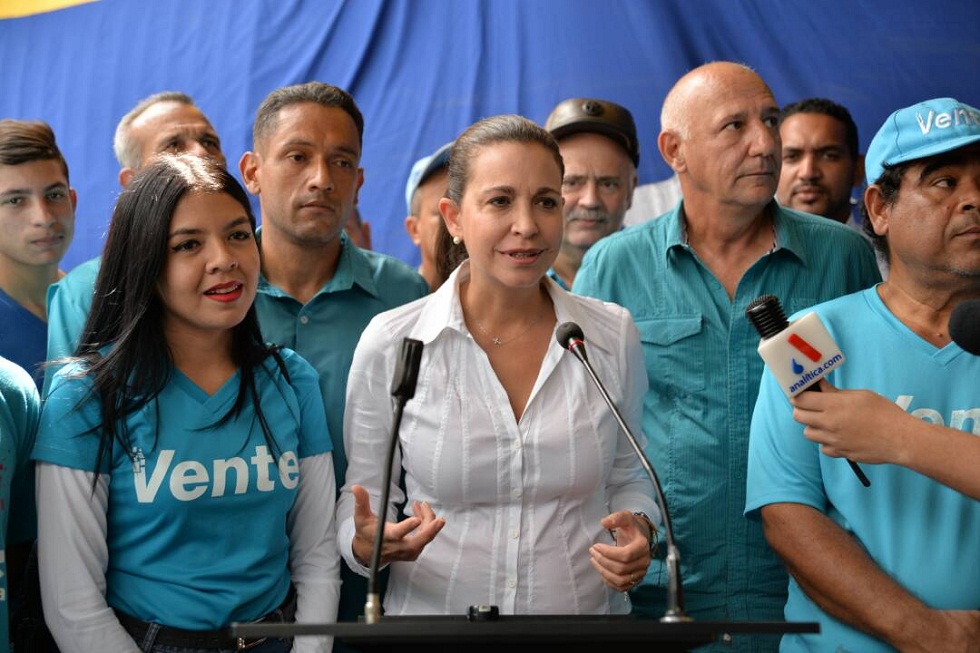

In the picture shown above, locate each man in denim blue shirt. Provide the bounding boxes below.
[573,62,880,651]
[239,82,429,642]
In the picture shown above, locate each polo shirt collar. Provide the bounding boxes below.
[335,232,382,297]
[771,206,809,265]
[255,227,381,299]
[662,201,687,263]
[663,200,807,265]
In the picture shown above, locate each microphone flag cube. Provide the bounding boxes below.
[757,312,845,397]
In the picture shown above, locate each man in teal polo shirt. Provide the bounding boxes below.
[239,82,428,639]
[573,62,880,651]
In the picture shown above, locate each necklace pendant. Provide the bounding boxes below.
[492,337,503,345]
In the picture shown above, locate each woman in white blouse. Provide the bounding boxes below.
[336,114,658,615]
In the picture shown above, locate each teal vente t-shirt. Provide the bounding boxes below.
[746,288,980,653]
[32,348,331,630]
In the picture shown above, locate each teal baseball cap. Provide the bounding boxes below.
[865,97,980,185]
[405,141,453,214]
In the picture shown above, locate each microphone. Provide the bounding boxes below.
[950,299,980,355]
[391,337,424,400]
[555,322,691,623]
[745,295,870,487]
[365,337,424,624]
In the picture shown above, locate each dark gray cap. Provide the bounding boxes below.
[545,97,639,166]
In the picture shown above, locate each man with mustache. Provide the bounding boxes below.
[776,98,864,227]
[239,82,428,647]
[574,62,881,651]
[747,96,980,652]
[544,98,638,290]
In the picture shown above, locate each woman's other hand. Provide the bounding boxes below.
[350,484,446,567]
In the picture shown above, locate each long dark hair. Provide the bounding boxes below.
[73,154,282,477]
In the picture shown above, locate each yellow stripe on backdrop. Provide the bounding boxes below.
[0,0,96,19]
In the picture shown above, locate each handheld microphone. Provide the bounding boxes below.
[745,295,870,487]
[365,337,424,624]
[950,299,980,355]
[555,322,691,623]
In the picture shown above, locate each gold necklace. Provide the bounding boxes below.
[472,310,546,346]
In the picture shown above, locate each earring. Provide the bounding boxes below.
[452,235,462,245]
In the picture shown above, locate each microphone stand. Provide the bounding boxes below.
[365,338,424,624]
[557,323,690,623]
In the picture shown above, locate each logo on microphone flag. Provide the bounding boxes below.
[755,311,846,397]
[787,333,822,362]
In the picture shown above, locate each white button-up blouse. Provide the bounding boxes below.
[337,262,658,615]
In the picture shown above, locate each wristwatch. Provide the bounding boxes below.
[633,511,658,556]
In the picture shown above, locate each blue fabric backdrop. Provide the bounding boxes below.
[1,0,978,270]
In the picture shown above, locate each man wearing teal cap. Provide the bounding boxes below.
[403,141,451,289]
[746,97,980,652]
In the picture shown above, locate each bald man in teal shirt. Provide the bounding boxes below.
[573,63,880,651]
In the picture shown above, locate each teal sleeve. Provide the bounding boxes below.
[32,366,104,473]
[744,367,828,519]
[43,258,100,398]
[0,359,41,544]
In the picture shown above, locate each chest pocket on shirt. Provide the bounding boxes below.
[635,315,705,395]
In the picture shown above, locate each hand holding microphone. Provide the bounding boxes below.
[745,295,870,487]
[791,380,913,464]
[787,298,980,500]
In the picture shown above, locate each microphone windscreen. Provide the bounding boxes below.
[555,321,585,349]
[745,294,789,339]
[391,338,424,400]
[950,299,980,355]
